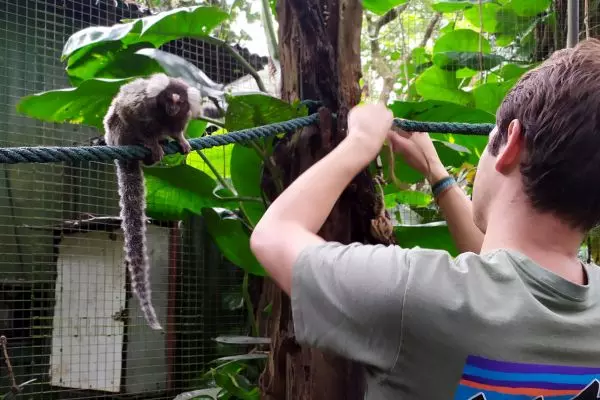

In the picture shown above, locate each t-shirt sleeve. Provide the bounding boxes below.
[291,241,415,371]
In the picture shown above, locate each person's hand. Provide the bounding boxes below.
[387,127,448,183]
[346,103,394,160]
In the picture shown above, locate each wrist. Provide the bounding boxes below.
[341,135,379,166]
[431,175,456,199]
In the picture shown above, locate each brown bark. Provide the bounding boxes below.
[257,0,395,399]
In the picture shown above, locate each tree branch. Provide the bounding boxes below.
[420,12,441,47]
[367,5,408,104]
[375,3,409,31]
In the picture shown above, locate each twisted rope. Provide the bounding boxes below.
[0,114,318,165]
[0,114,494,165]
[394,120,494,135]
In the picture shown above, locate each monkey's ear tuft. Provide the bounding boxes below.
[187,86,203,118]
[145,73,170,98]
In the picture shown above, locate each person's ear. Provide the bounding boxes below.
[495,119,523,174]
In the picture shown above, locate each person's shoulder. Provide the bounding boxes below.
[406,247,524,281]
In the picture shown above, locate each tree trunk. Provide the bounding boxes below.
[257,0,395,399]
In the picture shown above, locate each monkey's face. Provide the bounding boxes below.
[162,90,189,117]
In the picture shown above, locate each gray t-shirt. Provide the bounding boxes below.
[291,242,600,399]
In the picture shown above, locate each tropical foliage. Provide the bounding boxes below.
[14,0,557,398]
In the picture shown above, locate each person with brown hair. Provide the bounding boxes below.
[250,39,600,399]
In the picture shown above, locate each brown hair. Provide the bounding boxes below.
[491,38,600,232]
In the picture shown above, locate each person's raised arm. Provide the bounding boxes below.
[388,130,484,254]
[249,104,471,371]
[250,103,395,295]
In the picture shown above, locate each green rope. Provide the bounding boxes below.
[395,120,494,135]
[0,114,494,165]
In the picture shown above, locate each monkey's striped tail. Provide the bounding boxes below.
[115,159,162,331]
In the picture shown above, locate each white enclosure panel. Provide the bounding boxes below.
[50,231,127,393]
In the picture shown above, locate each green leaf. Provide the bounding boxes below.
[432,29,501,73]
[395,222,459,256]
[463,3,504,33]
[431,0,494,13]
[464,2,536,36]
[15,78,133,129]
[202,208,266,276]
[188,144,233,182]
[230,144,266,228]
[61,6,228,83]
[224,93,307,132]
[362,0,408,15]
[411,47,430,67]
[472,78,518,115]
[213,365,260,400]
[394,190,432,207]
[135,48,225,98]
[144,165,227,221]
[389,100,493,163]
[508,0,551,16]
[263,302,273,315]
[415,66,473,106]
[65,41,162,86]
[378,145,421,184]
[433,29,492,54]
[433,52,505,71]
[390,99,495,124]
[62,6,229,59]
[186,120,209,139]
[497,63,535,80]
[434,140,471,167]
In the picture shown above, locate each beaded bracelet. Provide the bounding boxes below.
[432,176,456,198]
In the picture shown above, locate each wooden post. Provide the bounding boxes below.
[258,0,394,399]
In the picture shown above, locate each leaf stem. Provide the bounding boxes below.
[247,140,266,158]
[243,273,258,337]
[216,196,264,203]
[199,116,225,127]
[194,149,236,196]
[249,140,284,195]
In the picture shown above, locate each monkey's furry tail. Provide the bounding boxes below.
[115,159,162,331]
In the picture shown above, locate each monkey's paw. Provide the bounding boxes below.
[179,140,192,154]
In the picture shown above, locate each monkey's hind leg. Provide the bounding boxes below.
[142,138,165,165]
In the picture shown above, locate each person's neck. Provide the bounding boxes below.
[481,197,586,285]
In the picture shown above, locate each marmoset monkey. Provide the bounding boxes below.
[104,73,202,330]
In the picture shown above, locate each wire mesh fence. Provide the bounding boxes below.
[0,0,592,399]
[0,0,268,398]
